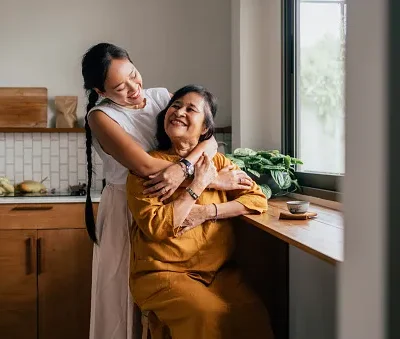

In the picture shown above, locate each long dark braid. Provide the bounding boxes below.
[81,42,132,243]
[84,90,99,243]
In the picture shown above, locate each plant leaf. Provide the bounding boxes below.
[234,148,257,157]
[259,184,272,199]
[291,157,304,165]
[256,151,275,160]
[246,168,261,178]
[230,158,246,169]
[282,172,292,189]
[270,170,286,189]
[270,156,285,165]
[284,155,291,169]
[225,155,246,169]
[261,164,286,171]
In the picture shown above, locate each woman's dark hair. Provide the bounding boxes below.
[156,84,217,150]
[81,42,132,243]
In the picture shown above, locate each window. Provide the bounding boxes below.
[283,0,346,195]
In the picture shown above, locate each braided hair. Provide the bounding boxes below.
[81,43,132,243]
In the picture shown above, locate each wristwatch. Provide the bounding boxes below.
[179,158,195,178]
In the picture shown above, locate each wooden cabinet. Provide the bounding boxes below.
[0,230,38,339]
[0,203,97,339]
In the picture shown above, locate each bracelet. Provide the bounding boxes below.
[186,187,199,200]
[211,203,218,222]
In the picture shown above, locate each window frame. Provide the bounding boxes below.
[282,0,345,201]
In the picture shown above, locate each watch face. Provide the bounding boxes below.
[187,165,194,176]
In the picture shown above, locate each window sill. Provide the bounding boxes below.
[241,197,343,264]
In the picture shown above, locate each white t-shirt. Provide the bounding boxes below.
[88,87,171,185]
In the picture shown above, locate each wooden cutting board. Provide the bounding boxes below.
[0,87,48,127]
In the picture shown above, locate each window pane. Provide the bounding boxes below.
[297,0,346,175]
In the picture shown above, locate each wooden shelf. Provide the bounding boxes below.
[0,128,85,133]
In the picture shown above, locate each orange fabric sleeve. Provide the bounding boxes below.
[126,173,175,242]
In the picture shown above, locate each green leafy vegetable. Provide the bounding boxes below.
[226,147,303,197]
[260,184,272,199]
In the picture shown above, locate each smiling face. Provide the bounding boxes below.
[164,92,209,143]
[96,58,144,107]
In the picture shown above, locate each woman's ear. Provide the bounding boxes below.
[201,124,209,136]
[94,88,104,97]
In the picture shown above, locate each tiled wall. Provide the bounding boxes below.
[0,132,232,193]
[0,133,104,192]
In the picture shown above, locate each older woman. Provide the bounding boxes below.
[126,85,274,339]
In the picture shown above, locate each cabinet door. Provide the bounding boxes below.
[38,229,93,339]
[0,230,37,339]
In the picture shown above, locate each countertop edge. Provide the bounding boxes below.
[0,193,102,204]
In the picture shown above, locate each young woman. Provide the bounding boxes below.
[81,43,252,339]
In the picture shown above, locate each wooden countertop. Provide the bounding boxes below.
[241,198,343,264]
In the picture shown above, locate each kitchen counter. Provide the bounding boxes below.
[0,191,102,204]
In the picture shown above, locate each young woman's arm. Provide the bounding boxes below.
[89,110,171,176]
[89,110,217,198]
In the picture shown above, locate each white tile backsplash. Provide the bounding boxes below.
[60,134,68,147]
[60,148,68,164]
[42,164,50,180]
[24,149,32,164]
[42,148,50,164]
[23,133,33,148]
[6,134,14,147]
[15,157,23,172]
[33,140,41,156]
[0,141,5,157]
[33,172,42,182]
[6,148,14,164]
[24,165,33,179]
[78,149,86,165]
[68,140,77,156]
[0,133,102,192]
[0,158,5,173]
[42,133,50,147]
[0,131,231,192]
[33,157,41,172]
[50,140,59,156]
[51,157,60,173]
[6,164,14,180]
[60,164,68,180]
[15,141,23,157]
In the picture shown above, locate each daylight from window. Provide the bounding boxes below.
[297,0,346,175]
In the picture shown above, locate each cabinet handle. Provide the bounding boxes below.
[25,237,33,275]
[37,238,42,274]
[12,206,53,211]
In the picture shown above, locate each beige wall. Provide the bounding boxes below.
[231,0,281,151]
[0,0,231,127]
[339,0,388,338]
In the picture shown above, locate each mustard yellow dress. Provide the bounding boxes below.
[126,151,274,339]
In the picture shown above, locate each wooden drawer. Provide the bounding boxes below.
[0,203,99,230]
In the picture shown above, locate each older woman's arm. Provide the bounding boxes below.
[179,154,267,234]
[127,153,217,241]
